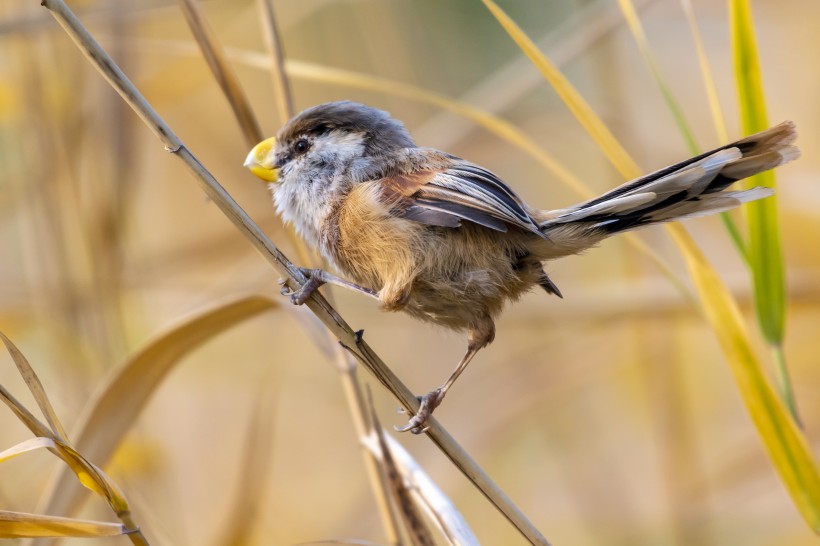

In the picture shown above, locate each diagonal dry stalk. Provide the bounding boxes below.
[37,1,551,544]
[176,0,403,540]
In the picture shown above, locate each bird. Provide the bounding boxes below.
[244,100,798,434]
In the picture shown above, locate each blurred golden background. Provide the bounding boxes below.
[1,0,818,544]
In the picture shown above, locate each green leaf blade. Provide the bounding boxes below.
[730,0,785,345]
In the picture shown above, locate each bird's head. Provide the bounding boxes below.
[244,101,415,184]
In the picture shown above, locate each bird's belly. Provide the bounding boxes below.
[398,228,539,331]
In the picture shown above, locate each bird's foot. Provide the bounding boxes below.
[280,268,323,306]
[395,389,444,435]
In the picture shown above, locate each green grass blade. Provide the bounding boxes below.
[618,0,699,154]
[730,0,794,414]
[730,0,785,343]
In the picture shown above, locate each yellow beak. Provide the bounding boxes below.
[244,137,279,182]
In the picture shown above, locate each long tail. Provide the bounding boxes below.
[539,122,798,241]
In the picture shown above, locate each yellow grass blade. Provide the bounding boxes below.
[38,295,278,519]
[0,511,127,538]
[680,0,728,142]
[670,228,820,531]
[482,0,641,180]
[484,1,820,530]
[0,332,69,440]
[51,440,132,515]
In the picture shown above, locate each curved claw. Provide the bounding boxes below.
[394,416,425,434]
[287,268,323,306]
[290,288,313,305]
[394,389,443,434]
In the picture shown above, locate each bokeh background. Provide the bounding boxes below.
[1,0,818,544]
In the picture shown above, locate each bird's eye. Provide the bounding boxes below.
[294,139,310,154]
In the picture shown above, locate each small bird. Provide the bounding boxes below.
[245,101,798,434]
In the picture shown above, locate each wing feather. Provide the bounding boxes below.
[382,152,543,235]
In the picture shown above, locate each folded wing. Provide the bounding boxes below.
[382,152,544,236]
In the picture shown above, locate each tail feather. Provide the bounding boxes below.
[540,121,798,235]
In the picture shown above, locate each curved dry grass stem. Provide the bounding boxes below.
[256,0,294,125]
[37,1,550,544]
[176,0,262,144]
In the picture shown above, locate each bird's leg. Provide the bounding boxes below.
[396,319,495,434]
[285,267,379,305]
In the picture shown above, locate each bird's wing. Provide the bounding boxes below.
[381,151,543,236]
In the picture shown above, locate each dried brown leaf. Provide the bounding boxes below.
[38,295,278,519]
[0,332,68,440]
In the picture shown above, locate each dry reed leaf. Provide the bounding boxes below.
[37,295,278,519]
[0,437,56,463]
[370,412,435,546]
[0,332,68,440]
[214,384,277,546]
[0,338,136,532]
[0,511,127,538]
[0,381,52,439]
[0,339,114,503]
[364,398,478,546]
[52,440,131,515]
[382,434,479,546]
